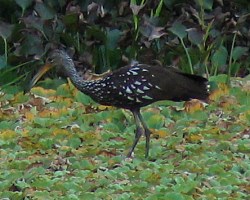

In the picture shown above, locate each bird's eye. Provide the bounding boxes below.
[47,57,54,63]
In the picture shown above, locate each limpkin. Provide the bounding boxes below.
[29,49,209,158]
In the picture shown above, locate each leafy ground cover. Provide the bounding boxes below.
[0,1,249,199]
[0,75,249,199]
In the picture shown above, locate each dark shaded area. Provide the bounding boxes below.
[0,0,249,88]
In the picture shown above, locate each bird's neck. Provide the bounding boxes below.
[62,60,91,93]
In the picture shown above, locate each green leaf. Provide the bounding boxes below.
[31,176,54,188]
[230,62,241,75]
[79,160,95,170]
[34,2,55,20]
[139,169,153,180]
[32,191,52,200]
[237,139,250,153]
[34,117,54,127]
[106,29,122,49]
[209,74,228,83]
[19,33,44,56]
[198,0,214,10]
[79,193,96,200]
[0,121,16,130]
[212,45,228,66]
[15,179,30,189]
[0,22,14,39]
[62,13,79,29]
[39,138,54,149]
[164,192,185,200]
[67,136,82,148]
[232,46,248,61]
[187,28,203,45]
[15,0,32,12]
[36,78,66,90]
[146,114,164,129]
[75,90,94,105]
[205,0,214,10]
[168,22,187,39]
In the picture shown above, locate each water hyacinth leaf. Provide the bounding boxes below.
[168,22,187,39]
[146,114,164,129]
[164,192,185,200]
[15,0,32,12]
[19,33,44,56]
[62,13,79,29]
[187,28,203,45]
[212,45,228,67]
[56,81,76,97]
[11,91,29,104]
[230,63,241,75]
[34,117,54,127]
[0,86,21,97]
[232,46,248,61]
[174,178,199,193]
[15,179,30,190]
[31,176,55,188]
[106,29,122,49]
[34,78,66,91]
[75,90,94,105]
[197,0,214,10]
[67,136,82,148]
[0,130,17,141]
[0,22,14,39]
[205,0,214,10]
[139,169,153,180]
[34,2,55,20]
[21,16,45,38]
[209,74,228,83]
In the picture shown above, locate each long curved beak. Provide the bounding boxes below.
[28,63,53,90]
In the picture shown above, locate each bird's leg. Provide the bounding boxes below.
[137,111,151,158]
[127,110,152,158]
[127,110,144,158]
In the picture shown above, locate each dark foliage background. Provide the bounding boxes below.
[0,0,249,87]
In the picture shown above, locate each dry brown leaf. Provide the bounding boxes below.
[184,99,206,113]
[209,83,229,101]
[219,95,238,108]
[151,129,169,138]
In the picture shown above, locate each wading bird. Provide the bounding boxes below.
[29,49,209,158]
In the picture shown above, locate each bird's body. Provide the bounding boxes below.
[79,64,208,109]
[30,50,209,158]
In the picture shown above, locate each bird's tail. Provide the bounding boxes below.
[174,72,210,102]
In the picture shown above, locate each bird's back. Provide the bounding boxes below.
[82,64,209,110]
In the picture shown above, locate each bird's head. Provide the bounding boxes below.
[28,49,72,90]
